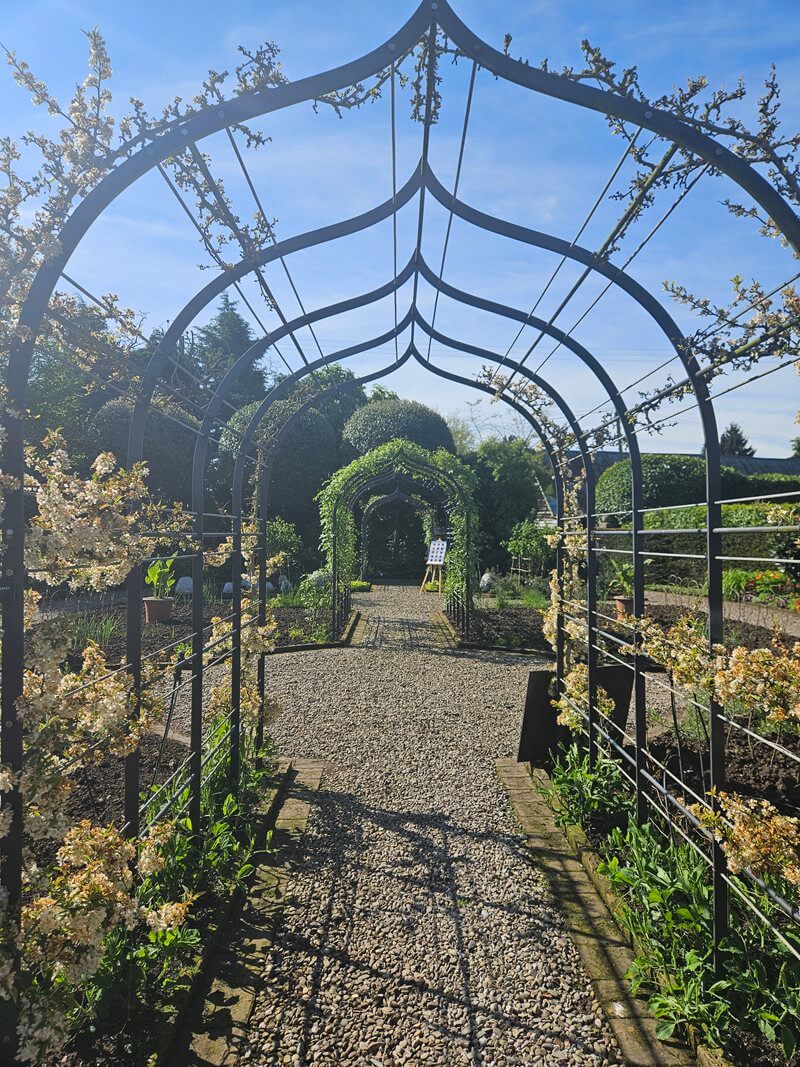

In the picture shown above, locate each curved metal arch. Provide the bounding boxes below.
[8,0,798,407]
[7,0,795,962]
[133,161,700,492]
[330,447,470,514]
[352,481,446,516]
[358,486,438,523]
[434,0,800,251]
[136,173,420,467]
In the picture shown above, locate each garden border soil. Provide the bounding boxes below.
[497,759,733,1067]
[436,609,556,658]
[149,758,297,1065]
[172,759,324,1066]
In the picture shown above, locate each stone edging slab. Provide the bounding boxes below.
[170,759,324,1066]
[269,611,361,655]
[497,758,702,1067]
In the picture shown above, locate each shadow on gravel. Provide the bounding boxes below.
[266,779,605,1063]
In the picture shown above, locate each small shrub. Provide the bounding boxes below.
[423,581,440,593]
[548,743,633,839]
[350,580,372,592]
[342,398,455,454]
[502,518,555,576]
[722,568,749,600]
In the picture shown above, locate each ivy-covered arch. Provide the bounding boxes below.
[317,438,478,613]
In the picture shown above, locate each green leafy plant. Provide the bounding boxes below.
[721,567,749,600]
[548,744,633,838]
[68,611,118,651]
[599,819,800,1057]
[145,553,177,598]
[607,558,635,597]
[502,518,555,577]
[350,579,372,591]
[752,568,789,599]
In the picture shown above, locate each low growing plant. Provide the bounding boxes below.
[145,554,177,599]
[548,743,633,839]
[598,819,800,1059]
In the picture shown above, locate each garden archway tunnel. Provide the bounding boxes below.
[4,3,800,1058]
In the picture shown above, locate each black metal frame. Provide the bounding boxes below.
[358,488,440,580]
[3,2,800,1050]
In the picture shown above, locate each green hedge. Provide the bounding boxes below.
[639,503,796,582]
[342,399,455,455]
[596,456,800,518]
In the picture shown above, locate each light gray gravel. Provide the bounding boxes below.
[246,583,623,1066]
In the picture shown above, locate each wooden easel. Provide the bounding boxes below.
[420,562,444,592]
[421,539,447,592]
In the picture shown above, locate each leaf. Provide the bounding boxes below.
[781,1024,797,1061]
[655,1019,676,1040]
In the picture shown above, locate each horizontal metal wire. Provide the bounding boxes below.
[717,714,800,768]
[723,874,800,961]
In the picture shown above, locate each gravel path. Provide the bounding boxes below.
[246,584,623,1066]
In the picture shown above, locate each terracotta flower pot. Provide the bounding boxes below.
[613,595,634,621]
[143,596,174,623]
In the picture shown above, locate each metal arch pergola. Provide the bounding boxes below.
[328,447,475,626]
[3,0,800,1022]
[358,486,442,581]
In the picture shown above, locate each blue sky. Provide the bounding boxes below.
[2,0,799,456]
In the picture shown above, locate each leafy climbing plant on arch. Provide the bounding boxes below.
[317,439,479,601]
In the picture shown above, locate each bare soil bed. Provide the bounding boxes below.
[649,725,800,816]
[39,599,331,666]
[469,606,550,651]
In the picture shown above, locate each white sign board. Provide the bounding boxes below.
[426,539,447,565]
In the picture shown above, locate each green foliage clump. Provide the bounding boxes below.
[218,364,368,568]
[596,455,800,520]
[722,567,750,599]
[596,454,707,517]
[350,580,372,592]
[502,517,555,576]
[640,501,799,582]
[145,554,177,599]
[265,516,301,561]
[548,742,800,1058]
[471,438,554,569]
[90,398,197,504]
[342,398,455,455]
[600,821,800,1057]
[548,744,633,839]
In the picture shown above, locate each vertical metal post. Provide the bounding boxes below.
[189,512,204,842]
[630,446,647,825]
[256,509,267,763]
[230,515,242,795]
[464,511,471,642]
[331,500,339,641]
[124,562,142,839]
[585,461,598,766]
[705,423,728,972]
[554,470,566,697]
[1,410,25,1059]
